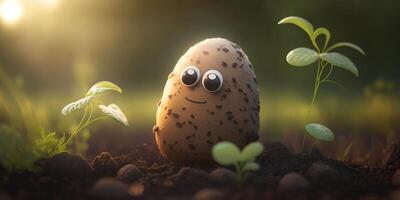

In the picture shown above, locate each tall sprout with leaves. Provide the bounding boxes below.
[212,141,263,184]
[61,81,129,144]
[34,81,129,158]
[278,16,365,151]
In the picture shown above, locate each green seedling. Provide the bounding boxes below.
[212,141,263,184]
[34,81,130,158]
[278,16,365,151]
[61,81,129,145]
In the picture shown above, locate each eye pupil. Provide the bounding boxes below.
[181,66,200,86]
[202,70,223,92]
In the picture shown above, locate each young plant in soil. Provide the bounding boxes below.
[278,16,365,152]
[212,141,263,184]
[34,81,129,158]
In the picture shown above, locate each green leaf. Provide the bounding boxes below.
[326,42,366,55]
[305,123,335,142]
[240,142,264,162]
[243,162,260,171]
[212,142,241,165]
[286,48,319,66]
[99,104,129,127]
[33,129,67,158]
[314,27,331,51]
[86,81,122,97]
[278,16,315,42]
[319,52,359,77]
[61,96,93,115]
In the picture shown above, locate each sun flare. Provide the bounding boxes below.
[0,0,22,25]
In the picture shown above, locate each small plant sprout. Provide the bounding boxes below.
[61,81,129,147]
[212,141,264,184]
[278,16,365,151]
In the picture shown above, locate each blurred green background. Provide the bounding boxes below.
[0,0,399,157]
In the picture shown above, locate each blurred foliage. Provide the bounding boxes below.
[33,128,67,158]
[0,125,37,172]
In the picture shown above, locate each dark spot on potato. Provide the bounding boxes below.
[168,95,172,99]
[227,116,234,121]
[196,60,200,64]
[222,48,229,52]
[188,120,193,125]
[236,50,244,58]
[207,131,212,136]
[219,120,223,125]
[233,120,238,125]
[193,125,198,130]
[232,63,238,68]
[226,111,233,115]
[188,144,196,150]
[239,64,244,69]
[222,61,228,68]
[172,113,180,119]
[202,51,209,55]
[216,105,223,109]
[182,107,186,111]
[163,140,166,145]
[174,141,178,145]
[224,88,231,93]
[244,97,249,102]
[176,122,182,128]
[190,114,195,119]
[168,144,173,151]
[232,78,237,83]
[217,48,221,51]
[167,109,172,115]
[243,119,249,123]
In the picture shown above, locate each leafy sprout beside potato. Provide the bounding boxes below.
[278,16,365,151]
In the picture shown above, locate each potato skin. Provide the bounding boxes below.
[154,38,260,164]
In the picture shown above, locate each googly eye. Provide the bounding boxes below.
[202,70,223,92]
[181,66,201,87]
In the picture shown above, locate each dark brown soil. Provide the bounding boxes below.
[1,133,400,200]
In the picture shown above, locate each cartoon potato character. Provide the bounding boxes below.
[154,38,260,163]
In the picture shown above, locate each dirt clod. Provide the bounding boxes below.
[89,178,132,200]
[117,164,142,182]
[277,172,311,195]
[209,167,236,185]
[39,152,92,179]
[90,152,119,178]
[193,188,226,200]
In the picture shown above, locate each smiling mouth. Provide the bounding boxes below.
[185,97,207,104]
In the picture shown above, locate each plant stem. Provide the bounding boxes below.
[64,103,104,146]
[301,59,324,152]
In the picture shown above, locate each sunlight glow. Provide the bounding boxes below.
[39,0,59,9]
[0,0,22,25]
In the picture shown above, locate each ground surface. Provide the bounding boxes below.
[2,133,400,200]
